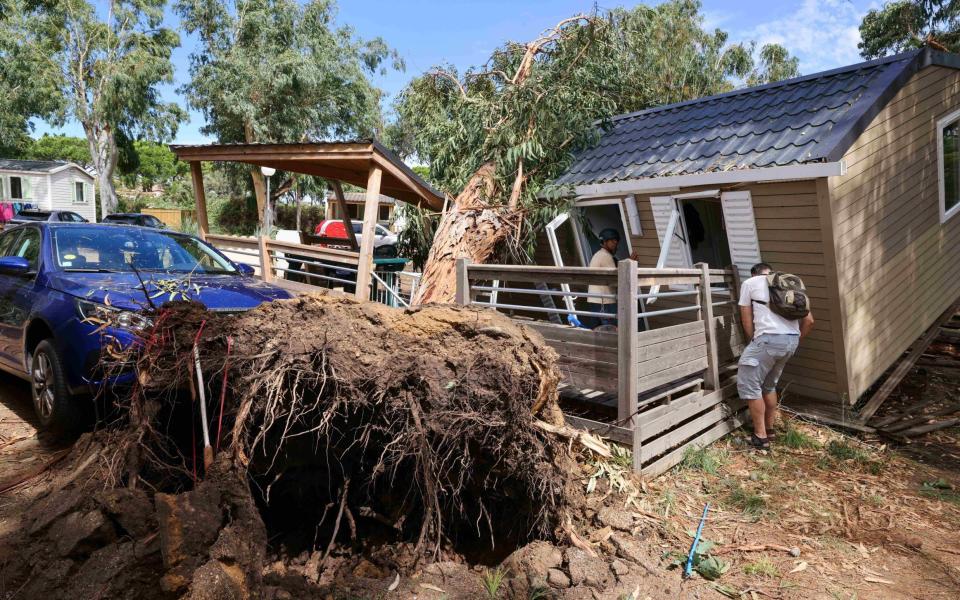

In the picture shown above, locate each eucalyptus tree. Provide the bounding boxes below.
[398,0,799,305]
[8,0,183,217]
[176,0,402,223]
[0,2,63,157]
[860,0,960,58]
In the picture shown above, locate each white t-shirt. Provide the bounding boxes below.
[738,275,800,336]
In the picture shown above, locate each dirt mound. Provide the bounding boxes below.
[1,292,582,598]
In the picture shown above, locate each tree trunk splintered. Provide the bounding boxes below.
[412,163,514,306]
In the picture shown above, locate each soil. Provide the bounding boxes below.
[0,295,958,599]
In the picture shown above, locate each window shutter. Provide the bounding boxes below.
[0,176,6,199]
[649,196,691,268]
[720,190,762,281]
[22,177,32,200]
[85,183,94,205]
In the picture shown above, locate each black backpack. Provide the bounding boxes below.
[753,272,810,320]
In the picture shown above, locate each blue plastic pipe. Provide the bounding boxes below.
[684,502,711,578]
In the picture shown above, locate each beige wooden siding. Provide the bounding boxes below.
[627,181,843,401]
[831,65,960,401]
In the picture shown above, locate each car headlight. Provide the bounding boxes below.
[75,299,153,332]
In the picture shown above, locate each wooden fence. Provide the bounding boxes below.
[456,259,748,476]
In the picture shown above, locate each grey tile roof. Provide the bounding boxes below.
[556,48,960,187]
[0,159,70,173]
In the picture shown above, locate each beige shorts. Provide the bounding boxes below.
[737,334,799,399]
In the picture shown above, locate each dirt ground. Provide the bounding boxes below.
[0,373,71,543]
[0,355,959,598]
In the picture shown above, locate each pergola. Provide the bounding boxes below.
[170,140,444,299]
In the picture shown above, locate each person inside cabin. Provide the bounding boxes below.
[585,228,638,329]
[737,262,816,450]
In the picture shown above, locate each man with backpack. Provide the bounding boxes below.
[737,262,815,450]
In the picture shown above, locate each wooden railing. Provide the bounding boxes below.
[456,259,747,476]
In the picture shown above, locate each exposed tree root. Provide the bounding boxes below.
[1,292,578,598]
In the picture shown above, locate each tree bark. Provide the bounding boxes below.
[411,164,514,305]
[244,122,267,227]
[82,123,119,219]
[295,178,303,232]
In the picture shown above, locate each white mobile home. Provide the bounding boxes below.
[0,159,96,222]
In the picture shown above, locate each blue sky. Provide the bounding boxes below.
[33,0,877,144]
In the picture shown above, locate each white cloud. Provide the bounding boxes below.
[743,0,872,74]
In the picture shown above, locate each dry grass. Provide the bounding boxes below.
[643,415,960,599]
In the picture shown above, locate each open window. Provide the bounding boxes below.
[649,190,761,297]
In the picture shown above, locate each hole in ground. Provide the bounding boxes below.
[248,430,553,566]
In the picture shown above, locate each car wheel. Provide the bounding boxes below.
[31,340,80,433]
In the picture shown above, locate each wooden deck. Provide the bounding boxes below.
[457,259,747,476]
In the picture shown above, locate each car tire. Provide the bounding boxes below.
[30,340,80,434]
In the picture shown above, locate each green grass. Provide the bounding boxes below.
[679,445,725,475]
[743,555,779,578]
[920,479,960,505]
[826,440,868,461]
[481,567,507,599]
[781,426,819,450]
[725,480,767,518]
[528,587,552,600]
[821,440,884,474]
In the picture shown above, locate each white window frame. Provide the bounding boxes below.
[74,181,86,204]
[572,197,635,256]
[937,107,960,223]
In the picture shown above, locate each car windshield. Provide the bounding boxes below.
[52,226,237,274]
[105,215,138,224]
[16,211,50,221]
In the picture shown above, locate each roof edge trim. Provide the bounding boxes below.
[572,161,846,198]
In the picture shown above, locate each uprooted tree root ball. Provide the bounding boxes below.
[3,292,581,598]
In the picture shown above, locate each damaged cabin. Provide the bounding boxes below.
[544,47,960,410]
[455,48,960,472]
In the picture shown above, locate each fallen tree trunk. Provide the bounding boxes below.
[412,164,515,305]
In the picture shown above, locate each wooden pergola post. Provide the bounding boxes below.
[354,165,383,300]
[189,162,210,239]
[331,180,359,250]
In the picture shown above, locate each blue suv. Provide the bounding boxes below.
[0,222,292,432]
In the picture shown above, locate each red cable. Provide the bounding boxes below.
[215,336,232,453]
[193,319,207,346]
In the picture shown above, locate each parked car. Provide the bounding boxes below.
[102,213,166,228]
[8,209,88,224]
[313,220,398,257]
[0,222,293,432]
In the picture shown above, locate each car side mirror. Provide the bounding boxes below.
[236,263,256,277]
[0,256,30,275]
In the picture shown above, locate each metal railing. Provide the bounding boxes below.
[207,233,424,308]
